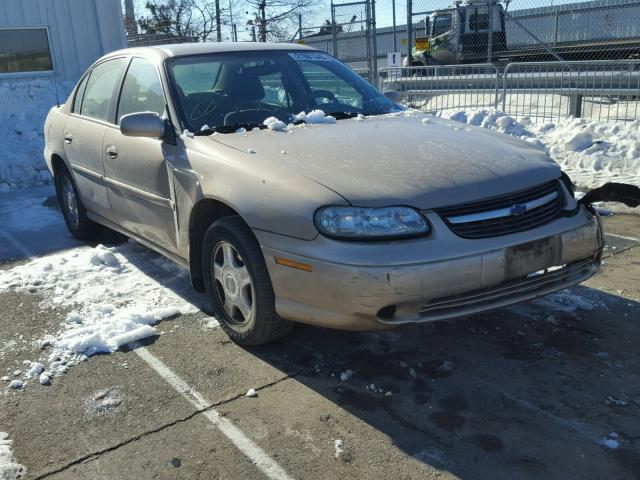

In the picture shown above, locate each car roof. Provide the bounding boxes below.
[105,41,318,62]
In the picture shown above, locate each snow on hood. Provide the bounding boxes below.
[209,112,560,209]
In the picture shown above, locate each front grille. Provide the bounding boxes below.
[435,180,563,239]
[418,258,595,319]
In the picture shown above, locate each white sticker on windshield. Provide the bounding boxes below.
[288,52,334,62]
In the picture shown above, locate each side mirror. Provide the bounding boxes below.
[383,90,402,103]
[120,112,166,138]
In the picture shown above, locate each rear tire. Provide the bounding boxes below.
[202,216,293,346]
[54,166,102,240]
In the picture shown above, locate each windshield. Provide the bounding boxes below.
[166,50,401,133]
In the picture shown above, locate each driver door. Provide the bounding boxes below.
[102,57,179,253]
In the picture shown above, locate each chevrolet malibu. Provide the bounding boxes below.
[44,43,604,345]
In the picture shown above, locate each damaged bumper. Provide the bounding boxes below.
[257,206,604,331]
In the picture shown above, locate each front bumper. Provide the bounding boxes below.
[256,207,604,330]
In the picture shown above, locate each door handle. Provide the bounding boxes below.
[105,145,118,159]
[64,133,73,144]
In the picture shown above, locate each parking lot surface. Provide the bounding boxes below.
[1,188,639,479]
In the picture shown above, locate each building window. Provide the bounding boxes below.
[0,28,54,74]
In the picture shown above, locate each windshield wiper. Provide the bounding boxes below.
[193,122,267,136]
[329,111,360,120]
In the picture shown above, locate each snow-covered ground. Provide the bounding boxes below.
[437,109,640,190]
[0,239,213,388]
[0,78,73,192]
[0,432,26,480]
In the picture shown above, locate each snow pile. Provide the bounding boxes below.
[0,241,199,379]
[598,433,621,449]
[439,109,640,189]
[0,432,26,480]
[263,116,286,131]
[0,78,74,191]
[293,109,336,124]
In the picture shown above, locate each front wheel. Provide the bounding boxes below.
[202,216,293,346]
[54,167,102,240]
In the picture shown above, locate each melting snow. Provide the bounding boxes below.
[0,241,199,383]
[439,109,640,189]
[0,432,26,480]
[334,439,345,459]
[263,116,287,131]
[293,109,336,124]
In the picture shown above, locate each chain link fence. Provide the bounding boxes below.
[301,0,640,122]
[405,0,640,66]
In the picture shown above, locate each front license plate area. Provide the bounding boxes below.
[504,235,563,280]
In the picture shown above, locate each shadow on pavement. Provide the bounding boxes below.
[246,285,640,479]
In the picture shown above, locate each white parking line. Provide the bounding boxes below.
[0,230,34,259]
[134,346,294,480]
[607,232,640,243]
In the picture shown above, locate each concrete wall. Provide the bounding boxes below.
[0,0,126,81]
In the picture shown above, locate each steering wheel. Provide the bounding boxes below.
[190,98,218,121]
[224,101,289,126]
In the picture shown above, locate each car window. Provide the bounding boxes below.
[81,58,127,122]
[167,51,401,132]
[298,61,362,110]
[117,58,165,123]
[172,60,222,95]
[433,14,452,37]
[72,75,89,114]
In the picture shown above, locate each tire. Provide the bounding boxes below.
[202,216,293,346]
[54,166,102,240]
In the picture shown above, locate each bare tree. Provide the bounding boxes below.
[138,0,221,41]
[244,0,323,42]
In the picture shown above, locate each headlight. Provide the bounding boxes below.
[314,206,430,240]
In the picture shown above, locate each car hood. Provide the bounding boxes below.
[208,113,560,209]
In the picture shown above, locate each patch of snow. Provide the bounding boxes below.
[202,317,220,330]
[334,439,345,459]
[0,432,26,480]
[8,380,23,390]
[339,369,353,382]
[263,116,286,131]
[439,109,640,189]
[293,110,336,124]
[598,434,620,449]
[0,241,199,380]
[531,290,598,312]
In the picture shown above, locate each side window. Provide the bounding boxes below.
[433,14,452,37]
[81,58,127,122]
[72,75,89,114]
[117,58,165,122]
[299,61,363,110]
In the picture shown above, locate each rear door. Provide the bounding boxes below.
[63,57,127,220]
[102,57,179,253]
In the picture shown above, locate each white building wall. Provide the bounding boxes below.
[0,0,126,81]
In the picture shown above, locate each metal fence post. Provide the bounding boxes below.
[330,1,338,57]
[406,0,413,66]
[371,0,378,85]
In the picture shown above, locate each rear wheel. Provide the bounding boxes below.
[202,216,293,345]
[54,166,101,240]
